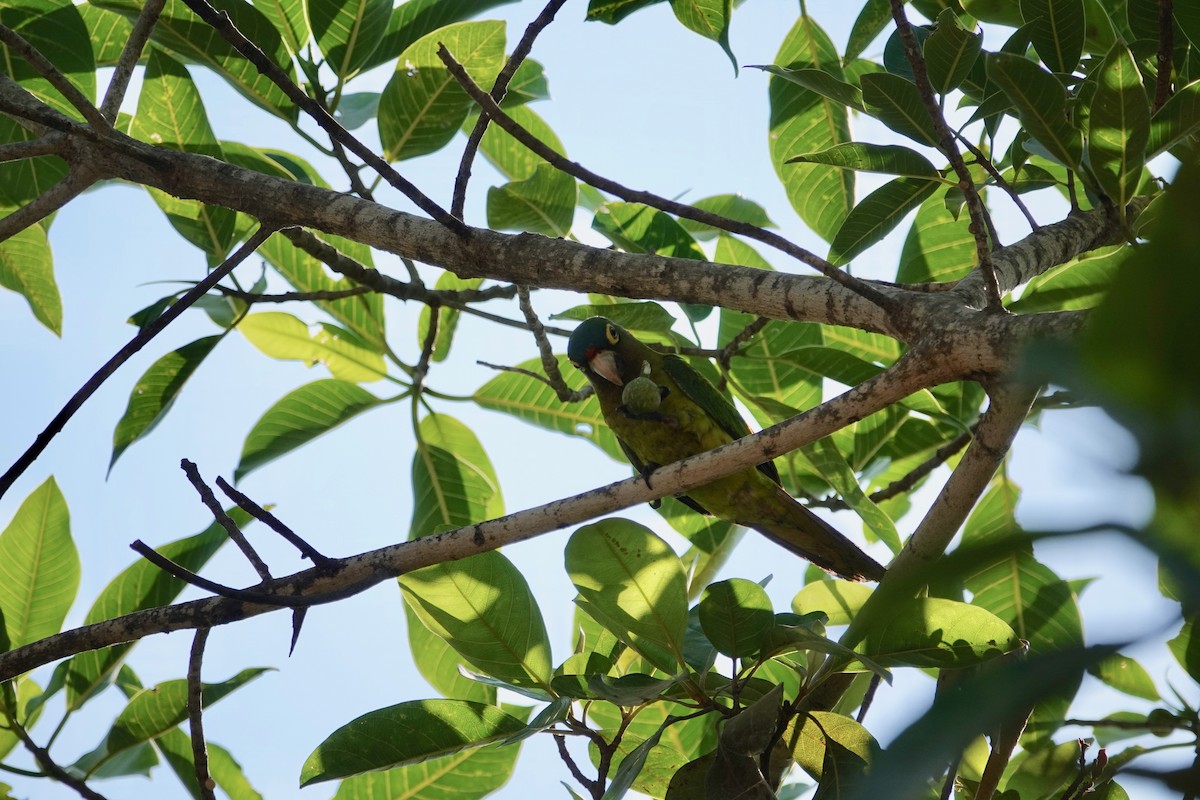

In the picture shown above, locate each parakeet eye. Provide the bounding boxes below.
[604,324,619,345]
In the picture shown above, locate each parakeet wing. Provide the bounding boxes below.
[662,354,783,486]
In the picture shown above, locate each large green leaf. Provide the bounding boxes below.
[986,52,1083,168]
[828,176,940,267]
[1020,0,1085,74]
[1010,246,1127,312]
[669,0,733,69]
[363,0,516,72]
[1147,79,1200,157]
[378,20,506,161]
[802,437,901,552]
[300,700,525,785]
[90,0,297,119]
[238,312,386,381]
[787,142,939,179]
[591,202,706,260]
[154,727,264,800]
[1087,41,1149,208]
[698,578,774,658]
[896,188,978,283]
[399,550,553,690]
[63,509,251,709]
[132,48,235,261]
[0,477,78,649]
[110,336,222,472]
[308,0,390,78]
[331,720,525,799]
[410,413,503,536]
[0,216,60,335]
[475,105,566,181]
[0,115,68,208]
[788,710,879,783]
[857,597,1020,668]
[923,9,983,94]
[565,519,688,675]
[860,72,939,146]
[250,0,308,55]
[487,163,576,236]
[768,16,854,242]
[676,194,775,240]
[0,0,95,116]
[472,356,625,462]
[404,602,495,704]
[416,272,480,363]
[235,379,384,480]
[258,233,385,351]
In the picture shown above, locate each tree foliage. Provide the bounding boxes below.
[1,0,1199,798]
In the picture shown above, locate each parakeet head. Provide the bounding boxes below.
[567,317,630,386]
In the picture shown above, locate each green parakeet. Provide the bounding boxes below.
[567,317,885,582]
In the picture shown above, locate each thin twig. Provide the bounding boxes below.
[11,722,110,800]
[329,136,374,200]
[517,287,584,401]
[1154,0,1175,111]
[129,540,316,607]
[100,0,166,119]
[887,0,1001,310]
[181,460,272,580]
[458,302,572,336]
[0,169,92,243]
[176,0,463,232]
[0,224,277,501]
[412,305,439,397]
[554,733,599,798]
[436,45,901,316]
[213,285,372,303]
[188,627,217,800]
[452,0,569,217]
[956,132,1038,231]
[0,134,62,163]
[477,360,593,400]
[0,24,110,132]
[215,477,331,565]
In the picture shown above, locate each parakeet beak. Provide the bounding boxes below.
[588,350,624,386]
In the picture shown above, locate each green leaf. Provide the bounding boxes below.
[235,379,384,480]
[0,678,42,761]
[63,509,250,709]
[768,17,854,242]
[787,142,939,179]
[555,301,678,332]
[860,72,940,146]
[1087,41,1149,208]
[300,700,526,785]
[676,194,775,240]
[924,9,984,94]
[259,232,385,351]
[90,0,297,120]
[417,272,480,363]
[1020,0,1085,74]
[0,477,78,649]
[591,202,706,260]
[0,116,68,208]
[0,0,96,116]
[410,413,503,536]
[332,91,380,130]
[792,579,873,626]
[238,312,386,381]
[669,0,734,70]
[404,602,494,704]
[0,216,61,335]
[154,728,264,800]
[802,438,901,552]
[586,0,662,24]
[858,597,1020,668]
[698,578,774,658]
[845,0,890,61]
[476,104,566,180]
[1168,617,1200,683]
[473,356,625,462]
[251,0,309,55]
[565,519,688,674]
[986,52,1083,168]
[364,0,517,72]
[1005,739,1081,798]
[378,20,506,161]
[399,550,553,690]
[828,176,940,267]
[331,717,526,799]
[789,710,878,784]
[487,163,576,236]
[110,336,222,472]
[897,187,978,283]
[1087,652,1159,700]
[308,0,390,78]
[1148,78,1200,157]
[752,65,864,111]
[1010,247,1127,312]
[132,48,235,261]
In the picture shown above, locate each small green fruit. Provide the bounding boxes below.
[622,375,663,415]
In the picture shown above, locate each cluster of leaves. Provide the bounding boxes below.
[2,0,1200,796]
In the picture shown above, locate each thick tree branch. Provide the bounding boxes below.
[0,353,942,681]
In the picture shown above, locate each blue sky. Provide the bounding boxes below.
[0,1,1182,798]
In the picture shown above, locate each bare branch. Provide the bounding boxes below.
[436,44,901,316]
[10,722,110,800]
[188,627,217,800]
[517,286,586,402]
[0,224,277,501]
[452,0,569,217]
[0,351,940,681]
[1154,0,1175,112]
[181,460,272,580]
[100,0,166,119]
[0,134,63,163]
[215,477,331,565]
[0,168,92,243]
